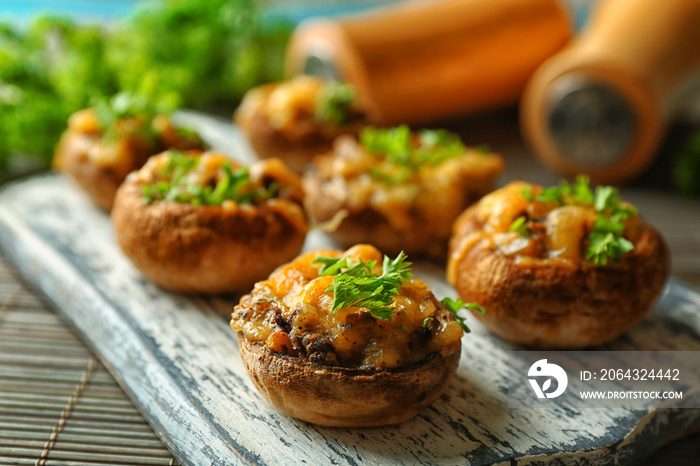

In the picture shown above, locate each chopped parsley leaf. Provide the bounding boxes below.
[314,81,356,125]
[441,297,485,333]
[509,216,529,237]
[522,175,637,266]
[360,125,467,173]
[141,151,276,206]
[312,251,413,321]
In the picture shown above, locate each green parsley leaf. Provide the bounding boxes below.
[440,297,485,333]
[345,257,378,277]
[509,216,529,237]
[313,251,413,321]
[585,184,636,265]
[313,256,344,276]
[92,88,182,143]
[618,237,635,254]
[594,185,620,212]
[522,185,563,204]
[93,90,174,129]
[522,176,637,266]
[313,256,375,277]
[572,175,594,204]
[361,125,412,166]
[591,215,625,235]
[140,151,277,206]
[382,251,413,284]
[585,231,634,266]
[314,81,356,125]
[141,184,153,204]
[522,175,594,206]
[360,125,467,172]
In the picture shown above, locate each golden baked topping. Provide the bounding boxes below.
[231,245,465,370]
[263,76,359,132]
[312,130,503,233]
[448,177,642,279]
[54,92,203,175]
[135,150,304,210]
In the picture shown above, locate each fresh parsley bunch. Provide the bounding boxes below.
[0,2,292,177]
[107,0,291,109]
[517,176,636,266]
[141,152,276,206]
[0,17,117,173]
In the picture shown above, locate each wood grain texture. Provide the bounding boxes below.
[1,112,699,465]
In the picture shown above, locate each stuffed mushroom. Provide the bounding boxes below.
[303,126,503,259]
[231,244,478,427]
[54,95,205,210]
[112,150,307,294]
[235,75,366,172]
[447,177,670,348]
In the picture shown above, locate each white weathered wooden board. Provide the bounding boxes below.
[1,112,700,465]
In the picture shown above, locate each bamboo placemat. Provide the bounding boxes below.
[0,257,179,466]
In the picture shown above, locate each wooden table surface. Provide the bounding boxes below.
[1,109,699,465]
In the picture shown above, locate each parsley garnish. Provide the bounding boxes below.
[441,297,485,333]
[522,176,637,266]
[586,185,637,265]
[314,252,485,332]
[175,125,204,146]
[94,90,176,129]
[360,125,467,174]
[585,218,635,265]
[92,88,183,144]
[509,216,529,237]
[314,81,356,125]
[522,175,594,205]
[141,151,277,206]
[312,251,413,321]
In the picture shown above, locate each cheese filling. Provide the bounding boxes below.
[313,135,503,240]
[231,245,462,370]
[447,181,643,284]
[132,151,307,231]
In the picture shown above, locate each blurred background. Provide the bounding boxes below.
[1,0,700,196]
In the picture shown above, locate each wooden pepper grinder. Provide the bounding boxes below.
[285,0,575,125]
[521,0,700,183]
